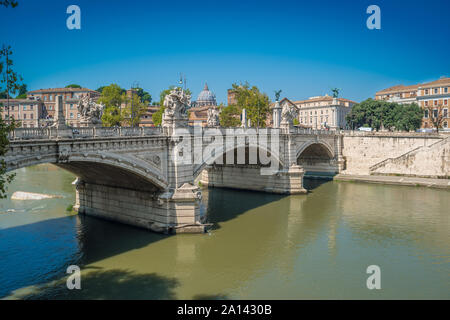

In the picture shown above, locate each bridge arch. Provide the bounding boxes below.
[296,141,337,178]
[6,150,168,191]
[193,142,285,179]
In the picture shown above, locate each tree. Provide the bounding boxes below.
[0,4,22,198]
[96,86,106,93]
[230,82,270,128]
[135,87,152,104]
[16,83,27,98]
[122,93,147,127]
[0,1,18,7]
[426,103,446,132]
[219,104,241,127]
[98,84,126,127]
[152,86,191,127]
[346,98,423,132]
[65,84,82,89]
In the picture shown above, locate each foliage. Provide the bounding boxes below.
[219,104,241,127]
[0,1,18,8]
[228,82,270,128]
[0,116,16,198]
[65,84,82,88]
[293,118,299,125]
[15,83,26,98]
[96,86,106,93]
[425,103,446,132]
[0,45,23,98]
[134,87,152,104]
[122,93,148,127]
[98,84,126,127]
[0,43,21,198]
[345,98,423,131]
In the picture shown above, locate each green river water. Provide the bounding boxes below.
[0,164,449,299]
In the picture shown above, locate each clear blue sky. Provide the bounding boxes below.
[1,0,449,104]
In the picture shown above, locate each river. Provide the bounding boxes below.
[0,164,449,299]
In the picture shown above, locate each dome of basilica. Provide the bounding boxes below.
[195,83,216,107]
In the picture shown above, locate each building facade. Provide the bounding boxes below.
[0,98,45,127]
[375,77,450,129]
[27,87,100,127]
[293,95,356,129]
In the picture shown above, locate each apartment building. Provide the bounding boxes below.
[375,77,450,129]
[0,98,45,127]
[293,95,356,129]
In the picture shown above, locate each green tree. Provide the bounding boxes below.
[65,84,82,88]
[230,82,270,128]
[96,86,106,93]
[16,83,27,98]
[122,93,148,127]
[0,46,22,197]
[0,1,18,8]
[98,84,126,127]
[135,87,152,104]
[346,99,423,132]
[219,104,241,127]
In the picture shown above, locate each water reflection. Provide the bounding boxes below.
[0,165,449,299]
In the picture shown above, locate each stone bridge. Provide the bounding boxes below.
[2,92,345,233]
[4,124,342,234]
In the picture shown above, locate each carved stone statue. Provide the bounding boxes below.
[162,87,190,129]
[77,96,104,126]
[281,100,297,123]
[207,106,220,127]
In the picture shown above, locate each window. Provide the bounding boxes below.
[77,113,80,119]
[23,114,26,119]
[425,101,428,106]
[70,113,74,119]
[445,87,448,93]
[434,88,438,94]
[444,109,448,118]
[70,104,73,109]
[30,113,33,119]
[425,89,429,95]
[424,110,429,118]
[433,109,438,118]
[11,106,14,111]
[434,100,438,106]
[49,95,53,101]
[44,96,47,101]
[444,99,448,105]
[30,105,33,110]
[23,105,26,111]
[444,121,448,128]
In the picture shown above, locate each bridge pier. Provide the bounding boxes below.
[200,164,307,194]
[74,180,205,234]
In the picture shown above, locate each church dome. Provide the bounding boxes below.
[196,83,216,106]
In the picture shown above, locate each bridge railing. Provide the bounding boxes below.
[292,127,337,135]
[10,126,163,140]
[9,128,51,140]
